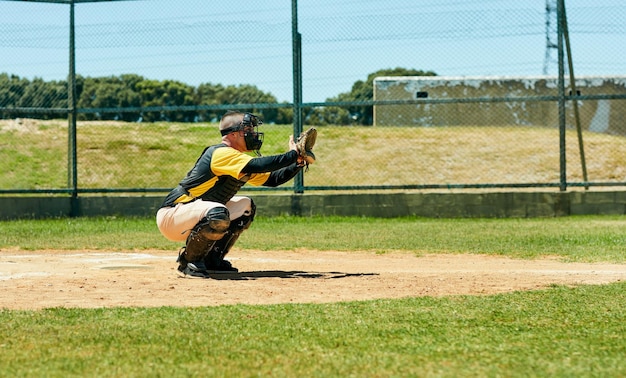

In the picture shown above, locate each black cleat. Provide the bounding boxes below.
[206,259,238,273]
[178,260,211,278]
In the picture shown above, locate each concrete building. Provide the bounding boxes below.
[373,75,626,136]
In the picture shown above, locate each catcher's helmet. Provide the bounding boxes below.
[220,112,264,153]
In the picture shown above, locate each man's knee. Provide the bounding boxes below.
[196,206,230,241]
[231,199,256,232]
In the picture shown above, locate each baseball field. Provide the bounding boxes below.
[1,215,625,376]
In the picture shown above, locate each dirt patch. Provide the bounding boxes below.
[1,249,625,310]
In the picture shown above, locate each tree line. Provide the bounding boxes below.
[0,68,435,125]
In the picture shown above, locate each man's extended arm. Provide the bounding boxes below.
[240,150,298,174]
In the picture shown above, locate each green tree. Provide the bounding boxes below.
[197,82,280,123]
[17,77,67,119]
[275,105,293,125]
[134,79,195,122]
[329,67,437,125]
[1,69,436,125]
[304,106,350,126]
[77,75,143,121]
[196,82,224,122]
[0,73,30,118]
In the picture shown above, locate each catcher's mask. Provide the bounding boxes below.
[220,112,264,155]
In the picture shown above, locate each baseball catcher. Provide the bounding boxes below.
[156,111,317,278]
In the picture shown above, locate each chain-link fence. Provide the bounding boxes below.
[1,0,625,197]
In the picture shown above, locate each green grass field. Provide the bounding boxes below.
[1,215,625,377]
[2,119,626,189]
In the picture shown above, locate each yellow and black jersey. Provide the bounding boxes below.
[161,144,301,207]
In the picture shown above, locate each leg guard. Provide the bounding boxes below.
[179,206,230,264]
[205,201,256,270]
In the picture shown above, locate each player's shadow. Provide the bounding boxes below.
[206,270,378,281]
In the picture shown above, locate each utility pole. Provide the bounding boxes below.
[543,0,558,75]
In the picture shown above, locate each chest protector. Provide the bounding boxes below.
[199,174,250,204]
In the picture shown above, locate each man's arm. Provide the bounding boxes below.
[240,150,298,174]
[262,163,303,187]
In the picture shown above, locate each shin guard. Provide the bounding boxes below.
[205,202,255,267]
[180,206,230,263]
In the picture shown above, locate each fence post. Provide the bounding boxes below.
[292,0,304,194]
[557,0,567,192]
[561,2,589,190]
[68,0,79,215]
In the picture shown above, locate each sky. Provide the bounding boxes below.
[1,0,625,103]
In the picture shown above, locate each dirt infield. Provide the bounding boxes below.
[1,249,625,310]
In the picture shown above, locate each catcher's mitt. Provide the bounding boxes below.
[296,127,317,171]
